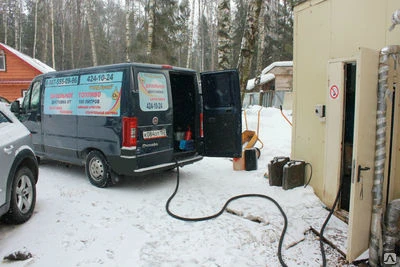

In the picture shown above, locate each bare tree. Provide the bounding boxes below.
[3,0,9,44]
[43,2,48,64]
[217,0,231,70]
[85,0,97,66]
[125,0,131,62]
[206,0,217,70]
[33,0,38,58]
[255,0,266,74]
[186,0,195,68]
[14,0,20,49]
[236,0,262,96]
[146,0,155,62]
[50,0,55,68]
[198,0,203,71]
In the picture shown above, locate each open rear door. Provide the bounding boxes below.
[346,47,379,261]
[200,70,242,158]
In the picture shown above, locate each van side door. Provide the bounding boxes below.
[200,70,242,158]
[20,78,44,154]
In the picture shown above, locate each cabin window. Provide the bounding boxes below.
[0,50,5,71]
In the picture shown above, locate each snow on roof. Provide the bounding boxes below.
[0,43,55,73]
[261,61,293,75]
[246,61,293,91]
[246,73,275,90]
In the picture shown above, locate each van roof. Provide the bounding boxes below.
[36,62,196,79]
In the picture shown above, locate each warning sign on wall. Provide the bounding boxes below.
[329,85,339,99]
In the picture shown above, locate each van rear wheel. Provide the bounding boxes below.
[85,151,111,188]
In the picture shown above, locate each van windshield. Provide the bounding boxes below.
[137,72,169,111]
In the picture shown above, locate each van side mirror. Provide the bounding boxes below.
[10,100,20,115]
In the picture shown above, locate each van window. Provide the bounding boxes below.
[138,72,169,111]
[31,82,41,109]
[22,81,41,111]
[202,74,233,108]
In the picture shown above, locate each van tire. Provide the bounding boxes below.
[85,151,112,188]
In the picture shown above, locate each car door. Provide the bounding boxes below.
[200,70,242,158]
[0,110,19,207]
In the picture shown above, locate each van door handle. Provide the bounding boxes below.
[4,145,14,155]
[357,165,370,182]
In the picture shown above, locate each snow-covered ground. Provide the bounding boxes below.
[0,106,351,266]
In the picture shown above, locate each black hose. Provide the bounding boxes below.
[166,164,289,267]
[319,181,343,267]
[304,163,313,188]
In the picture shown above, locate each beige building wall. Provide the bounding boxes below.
[293,0,400,205]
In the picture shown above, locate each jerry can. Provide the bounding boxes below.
[244,148,258,171]
[282,160,306,190]
[268,156,290,186]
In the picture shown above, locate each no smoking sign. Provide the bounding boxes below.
[330,85,339,99]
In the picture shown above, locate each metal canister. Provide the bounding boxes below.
[282,160,306,190]
[268,156,290,186]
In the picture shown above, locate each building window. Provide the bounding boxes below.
[0,50,5,71]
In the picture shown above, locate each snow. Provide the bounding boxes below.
[0,106,352,266]
[246,61,293,90]
[246,73,275,90]
[261,61,293,75]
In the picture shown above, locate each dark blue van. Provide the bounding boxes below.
[12,63,242,187]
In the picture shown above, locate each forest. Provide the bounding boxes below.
[0,0,298,91]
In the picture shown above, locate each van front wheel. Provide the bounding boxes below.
[85,151,111,188]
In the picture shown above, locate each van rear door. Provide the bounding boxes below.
[134,70,174,169]
[200,70,242,158]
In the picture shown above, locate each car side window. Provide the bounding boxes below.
[0,112,11,123]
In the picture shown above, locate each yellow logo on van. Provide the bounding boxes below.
[112,88,120,100]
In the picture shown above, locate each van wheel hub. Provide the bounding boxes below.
[89,158,104,180]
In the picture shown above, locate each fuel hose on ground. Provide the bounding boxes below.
[165,163,289,267]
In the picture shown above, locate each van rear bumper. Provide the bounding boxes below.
[108,154,203,176]
[133,155,203,174]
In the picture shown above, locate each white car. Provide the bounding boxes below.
[0,102,38,224]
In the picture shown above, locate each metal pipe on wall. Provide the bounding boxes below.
[383,199,400,266]
[369,45,400,267]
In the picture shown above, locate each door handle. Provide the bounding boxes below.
[3,145,14,155]
[357,165,370,182]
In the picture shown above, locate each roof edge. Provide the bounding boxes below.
[0,43,55,73]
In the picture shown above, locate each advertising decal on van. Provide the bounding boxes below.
[43,71,123,116]
[138,72,169,111]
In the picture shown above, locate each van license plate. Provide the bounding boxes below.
[143,129,167,140]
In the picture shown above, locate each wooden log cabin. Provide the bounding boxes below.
[0,43,54,101]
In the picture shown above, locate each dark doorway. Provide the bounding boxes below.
[340,63,357,212]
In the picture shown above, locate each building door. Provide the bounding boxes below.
[325,47,379,261]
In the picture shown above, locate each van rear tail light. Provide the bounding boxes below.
[200,113,204,138]
[123,117,138,147]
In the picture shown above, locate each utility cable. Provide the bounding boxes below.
[166,163,289,267]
